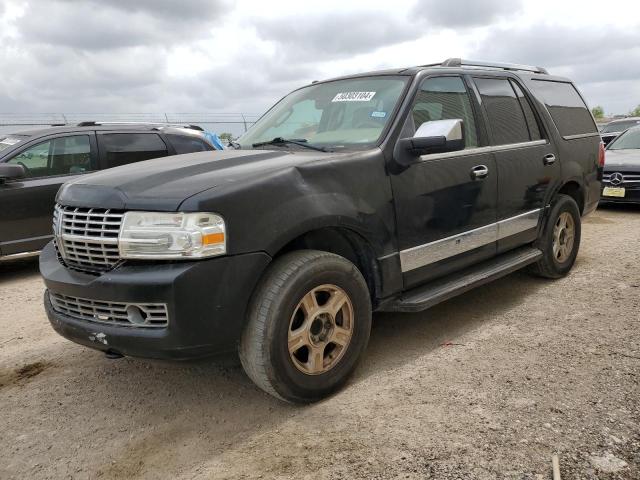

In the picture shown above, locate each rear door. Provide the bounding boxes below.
[0,133,98,255]
[391,75,498,288]
[472,76,558,253]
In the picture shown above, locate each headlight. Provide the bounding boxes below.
[118,211,226,259]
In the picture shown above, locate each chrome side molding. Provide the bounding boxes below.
[0,250,40,262]
[399,209,541,272]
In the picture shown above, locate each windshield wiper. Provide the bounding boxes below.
[252,137,330,152]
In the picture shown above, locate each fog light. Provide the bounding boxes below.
[126,305,147,325]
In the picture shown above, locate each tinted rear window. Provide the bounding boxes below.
[530,80,597,137]
[98,133,168,168]
[166,134,213,154]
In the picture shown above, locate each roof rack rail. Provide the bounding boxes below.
[440,58,548,74]
[75,121,204,131]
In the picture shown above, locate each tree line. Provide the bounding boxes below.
[592,105,640,120]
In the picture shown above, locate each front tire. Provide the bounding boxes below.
[531,194,581,278]
[239,250,372,403]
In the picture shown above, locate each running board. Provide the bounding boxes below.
[380,246,542,313]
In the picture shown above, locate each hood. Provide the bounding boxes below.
[57,149,333,210]
[603,149,640,171]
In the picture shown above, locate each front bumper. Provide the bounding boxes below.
[600,184,640,204]
[40,242,271,359]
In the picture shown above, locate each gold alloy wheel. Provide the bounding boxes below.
[288,284,354,375]
[553,211,575,263]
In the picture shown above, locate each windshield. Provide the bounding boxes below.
[0,135,27,153]
[237,76,409,150]
[608,127,640,150]
[602,120,640,133]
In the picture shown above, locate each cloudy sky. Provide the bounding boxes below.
[0,0,639,117]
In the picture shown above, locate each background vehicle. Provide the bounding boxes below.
[0,122,216,260]
[41,59,601,402]
[600,117,640,146]
[600,126,640,204]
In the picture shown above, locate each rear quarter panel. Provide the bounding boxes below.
[521,75,601,214]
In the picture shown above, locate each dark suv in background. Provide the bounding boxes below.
[41,59,602,402]
[600,117,640,146]
[0,122,216,260]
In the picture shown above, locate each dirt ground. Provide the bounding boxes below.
[1,205,639,480]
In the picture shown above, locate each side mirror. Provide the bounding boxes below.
[394,119,465,167]
[0,163,26,183]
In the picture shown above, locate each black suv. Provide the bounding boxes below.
[40,59,602,402]
[0,123,215,259]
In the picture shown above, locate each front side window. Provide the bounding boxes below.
[411,76,478,148]
[608,127,640,150]
[7,135,91,178]
[238,76,409,149]
[98,133,168,168]
[475,77,531,145]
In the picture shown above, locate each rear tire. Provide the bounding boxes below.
[531,194,581,279]
[239,250,372,403]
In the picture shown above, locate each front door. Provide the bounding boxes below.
[391,75,498,289]
[0,133,98,255]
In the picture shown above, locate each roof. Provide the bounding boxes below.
[4,123,205,138]
[309,58,568,87]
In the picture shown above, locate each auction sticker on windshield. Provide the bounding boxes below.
[332,92,376,102]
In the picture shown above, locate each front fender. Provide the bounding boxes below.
[180,149,397,258]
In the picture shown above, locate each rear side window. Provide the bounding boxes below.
[474,77,531,145]
[530,80,597,137]
[98,133,168,169]
[166,134,213,154]
[412,76,478,148]
[510,81,542,141]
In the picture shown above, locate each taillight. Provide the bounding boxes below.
[598,142,606,167]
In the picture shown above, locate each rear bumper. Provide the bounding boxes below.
[40,242,271,359]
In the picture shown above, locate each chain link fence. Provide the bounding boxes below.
[0,113,261,137]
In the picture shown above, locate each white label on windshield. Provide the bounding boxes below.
[332,91,376,102]
[0,137,21,146]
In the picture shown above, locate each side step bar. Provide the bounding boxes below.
[380,246,542,313]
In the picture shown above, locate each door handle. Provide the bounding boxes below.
[543,154,556,165]
[470,164,489,180]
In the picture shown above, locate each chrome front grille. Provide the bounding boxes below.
[49,292,168,328]
[603,172,640,185]
[53,204,124,274]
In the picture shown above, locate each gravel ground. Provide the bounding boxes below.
[1,205,639,480]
